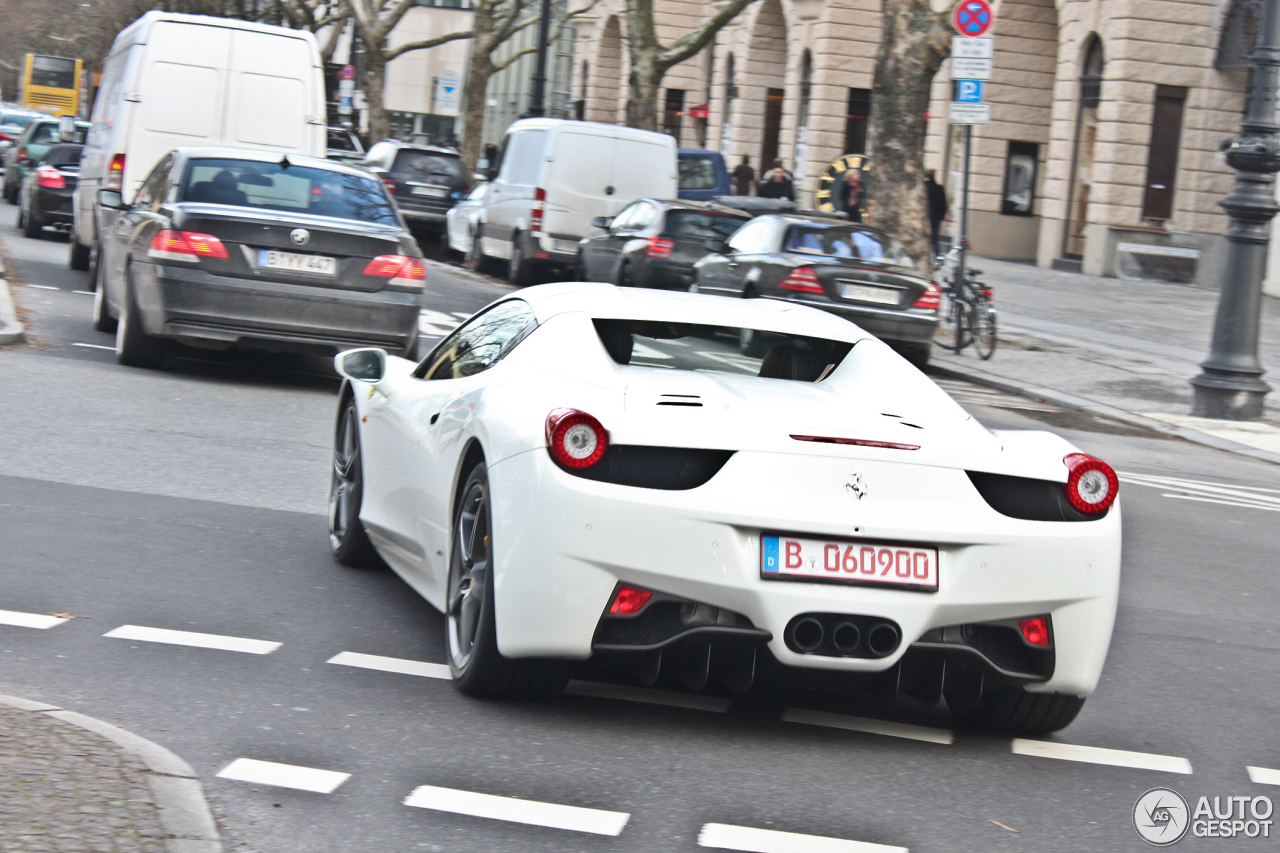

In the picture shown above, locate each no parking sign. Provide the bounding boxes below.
[953,0,993,36]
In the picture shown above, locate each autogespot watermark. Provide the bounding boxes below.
[1133,787,1274,845]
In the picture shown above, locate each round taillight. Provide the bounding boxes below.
[546,408,608,469]
[1062,453,1118,514]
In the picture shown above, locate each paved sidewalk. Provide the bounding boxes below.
[0,694,222,852]
[932,257,1280,463]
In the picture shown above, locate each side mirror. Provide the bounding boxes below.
[591,216,611,230]
[97,189,126,210]
[335,347,387,383]
[58,115,77,142]
[704,239,728,254]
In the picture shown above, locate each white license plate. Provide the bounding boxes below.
[552,239,580,255]
[761,534,938,590]
[841,283,902,305]
[411,186,448,197]
[257,250,336,275]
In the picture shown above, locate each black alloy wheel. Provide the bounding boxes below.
[446,461,567,699]
[328,398,376,566]
[114,266,166,368]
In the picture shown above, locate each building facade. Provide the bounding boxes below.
[570,0,1275,292]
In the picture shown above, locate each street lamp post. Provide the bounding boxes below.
[526,0,553,117]
[1191,0,1280,419]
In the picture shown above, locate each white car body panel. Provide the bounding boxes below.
[342,284,1121,698]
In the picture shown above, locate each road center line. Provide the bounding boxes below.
[0,609,71,630]
[103,624,281,654]
[1247,766,1280,785]
[782,707,954,745]
[1012,738,1192,774]
[698,822,907,853]
[71,342,116,351]
[326,651,452,679]
[217,758,350,793]
[564,679,732,712]
[403,784,630,835]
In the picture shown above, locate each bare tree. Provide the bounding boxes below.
[281,0,351,63]
[864,0,952,266]
[621,0,757,133]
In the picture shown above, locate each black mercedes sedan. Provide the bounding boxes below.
[577,199,750,289]
[693,214,940,366]
[18,142,81,239]
[93,147,425,369]
[359,140,467,237]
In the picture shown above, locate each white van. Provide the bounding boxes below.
[70,12,326,270]
[472,119,678,285]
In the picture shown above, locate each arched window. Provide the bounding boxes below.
[1218,0,1261,69]
[1080,35,1104,108]
[797,50,812,130]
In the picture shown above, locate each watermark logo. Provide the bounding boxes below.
[1134,788,1190,846]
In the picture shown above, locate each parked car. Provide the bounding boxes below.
[693,214,941,367]
[72,11,327,272]
[470,118,678,285]
[326,126,364,163]
[3,117,88,204]
[677,149,731,201]
[360,140,467,236]
[327,283,1121,736]
[445,181,488,258]
[92,147,424,369]
[577,199,749,289]
[17,143,82,239]
[0,107,45,169]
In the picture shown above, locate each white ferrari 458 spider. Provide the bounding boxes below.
[329,283,1120,734]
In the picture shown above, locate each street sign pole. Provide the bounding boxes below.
[947,0,994,282]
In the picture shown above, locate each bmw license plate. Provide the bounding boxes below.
[761,534,938,590]
[258,250,336,275]
[411,185,448,197]
[840,282,902,305]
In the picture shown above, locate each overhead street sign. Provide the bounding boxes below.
[952,36,993,58]
[952,57,992,79]
[953,0,994,37]
[949,102,991,125]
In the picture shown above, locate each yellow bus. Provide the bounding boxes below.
[21,54,82,117]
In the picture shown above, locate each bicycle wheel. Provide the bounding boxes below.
[973,298,997,360]
[955,297,974,353]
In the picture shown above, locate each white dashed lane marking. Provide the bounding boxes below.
[71,342,115,351]
[782,707,954,745]
[25,284,60,291]
[71,290,95,295]
[403,784,630,835]
[327,650,452,679]
[1012,738,1192,774]
[1119,472,1280,512]
[103,625,281,654]
[217,758,350,793]
[1247,766,1280,785]
[0,609,71,629]
[564,680,732,713]
[698,822,907,853]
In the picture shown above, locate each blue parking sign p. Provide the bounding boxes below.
[956,80,984,103]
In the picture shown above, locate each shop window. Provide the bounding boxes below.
[1001,141,1039,216]
[1142,85,1187,221]
[664,88,685,141]
[844,88,871,155]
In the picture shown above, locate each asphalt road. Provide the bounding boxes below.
[2,207,1279,852]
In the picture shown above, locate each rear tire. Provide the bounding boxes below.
[447,461,567,699]
[114,267,166,368]
[507,233,536,286]
[21,204,41,239]
[973,302,997,360]
[614,261,633,287]
[3,177,16,205]
[469,230,496,276]
[946,684,1086,734]
[92,256,116,333]
[69,231,91,271]
[328,396,377,567]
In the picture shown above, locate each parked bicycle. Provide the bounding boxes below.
[935,243,997,359]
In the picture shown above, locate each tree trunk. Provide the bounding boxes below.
[627,55,662,133]
[865,0,950,267]
[460,48,495,176]
[363,46,389,144]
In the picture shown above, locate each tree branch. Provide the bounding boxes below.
[657,0,758,70]
[383,28,475,59]
[492,43,538,71]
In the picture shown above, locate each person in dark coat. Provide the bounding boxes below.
[731,156,755,195]
[482,141,498,166]
[925,170,948,258]
[834,168,863,223]
[758,161,794,200]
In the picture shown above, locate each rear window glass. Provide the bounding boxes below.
[664,210,747,241]
[328,129,361,152]
[1,113,39,128]
[181,158,398,225]
[593,319,852,382]
[28,123,87,144]
[41,146,81,166]
[392,150,464,178]
[678,156,717,190]
[784,224,917,269]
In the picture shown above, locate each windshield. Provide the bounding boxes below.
[392,150,464,178]
[784,224,917,269]
[593,319,852,382]
[181,158,399,225]
[664,210,746,241]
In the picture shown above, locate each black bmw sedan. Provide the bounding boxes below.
[93,147,425,369]
[18,142,81,239]
[577,199,750,289]
[693,214,940,366]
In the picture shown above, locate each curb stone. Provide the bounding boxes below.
[929,361,1280,467]
[0,692,223,853]
[0,252,25,346]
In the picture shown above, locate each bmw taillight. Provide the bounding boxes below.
[0,133,11,143]
[531,187,546,233]
[363,255,426,288]
[148,230,229,262]
[913,281,941,310]
[1062,453,1118,514]
[545,408,608,469]
[16,146,28,162]
[608,585,653,615]
[35,165,65,189]
[382,176,396,193]
[105,153,125,190]
[779,266,824,294]
[1019,616,1051,646]
[647,236,674,259]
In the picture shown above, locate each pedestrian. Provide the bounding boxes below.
[925,169,948,258]
[757,166,794,201]
[482,141,498,165]
[834,168,863,223]
[732,156,755,195]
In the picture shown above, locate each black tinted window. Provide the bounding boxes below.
[40,145,81,167]
[664,210,746,241]
[181,158,398,225]
[328,130,360,151]
[421,300,537,380]
[678,156,717,190]
[392,150,464,178]
[784,224,916,268]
